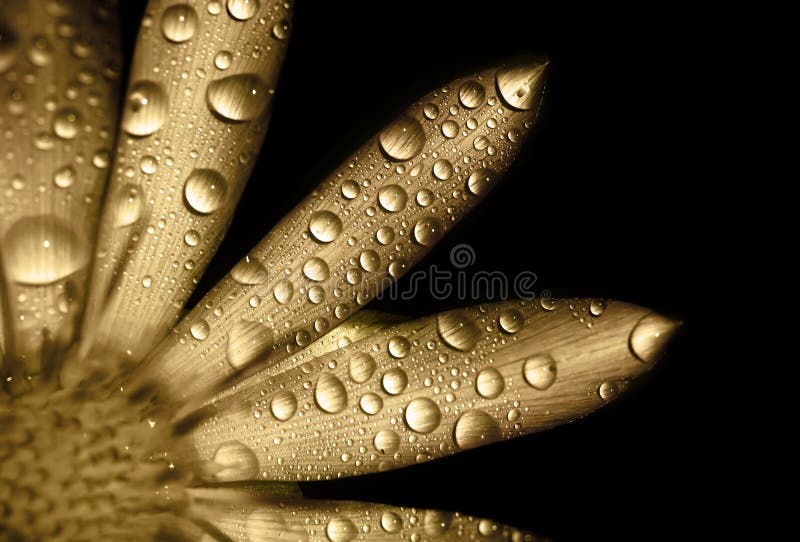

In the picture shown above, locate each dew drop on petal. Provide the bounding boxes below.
[315,373,348,414]
[227,0,259,20]
[270,390,298,421]
[302,257,330,282]
[206,74,270,122]
[381,512,403,534]
[522,354,557,390]
[326,518,358,542]
[308,210,343,243]
[227,319,274,369]
[378,184,408,212]
[387,336,411,358]
[453,410,501,449]
[211,441,258,481]
[413,217,444,246]
[379,115,425,161]
[381,368,408,395]
[184,169,228,214]
[466,168,495,196]
[373,430,400,454]
[190,320,210,340]
[437,310,481,351]
[231,256,268,284]
[498,309,524,333]
[458,80,486,108]
[122,81,168,137]
[404,397,441,434]
[475,367,504,399]
[348,352,376,383]
[161,4,198,43]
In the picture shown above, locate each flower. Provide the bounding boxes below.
[0,1,679,541]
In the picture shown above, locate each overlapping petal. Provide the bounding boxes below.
[133,61,548,404]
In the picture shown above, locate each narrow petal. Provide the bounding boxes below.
[181,299,678,481]
[68,0,293,384]
[192,496,544,542]
[0,0,121,390]
[135,61,549,402]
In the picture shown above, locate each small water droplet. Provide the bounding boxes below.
[191,320,210,340]
[53,108,81,139]
[349,352,376,383]
[309,210,343,243]
[227,0,260,20]
[405,397,441,434]
[139,155,159,174]
[227,319,274,368]
[161,4,198,43]
[231,256,268,284]
[206,73,270,122]
[458,80,486,108]
[122,81,168,136]
[476,367,504,399]
[382,367,408,395]
[437,310,481,351]
[27,35,53,66]
[379,115,425,161]
[184,169,228,214]
[184,229,201,246]
[453,410,500,449]
[374,430,400,454]
[378,184,408,212]
[214,50,233,70]
[523,354,557,390]
[270,390,298,421]
[315,373,348,414]
[53,165,76,188]
[142,275,153,288]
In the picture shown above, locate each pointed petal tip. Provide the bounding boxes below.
[629,311,681,365]
[496,58,549,111]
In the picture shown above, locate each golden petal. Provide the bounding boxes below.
[182,299,677,481]
[134,61,549,403]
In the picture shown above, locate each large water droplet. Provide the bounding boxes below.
[374,430,400,454]
[629,313,679,363]
[53,165,76,188]
[227,319,274,369]
[348,352,376,383]
[206,73,270,122]
[498,309,524,333]
[437,310,481,351]
[496,62,548,111]
[2,215,88,285]
[458,80,486,108]
[359,250,380,272]
[161,4,198,43]
[523,354,557,390]
[453,410,500,449]
[227,0,260,20]
[303,257,330,282]
[589,298,606,316]
[231,256,268,284]
[359,393,383,415]
[381,512,403,534]
[53,108,81,139]
[122,81,168,136]
[184,169,228,214]
[315,373,348,414]
[270,390,298,421]
[214,50,233,70]
[387,336,411,358]
[273,279,294,303]
[466,168,495,196]
[476,367,504,399]
[326,518,357,542]
[424,511,453,536]
[378,184,408,212]
[404,397,441,434]
[413,218,444,247]
[190,320,210,340]
[381,368,408,395]
[272,19,290,40]
[441,120,459,139]
[379,115,425,161]
[432,159,453,181]
[308,210,343,243]
[598,381,618,401]
[211,441,258,481]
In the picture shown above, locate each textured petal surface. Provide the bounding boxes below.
[134,61,548,403]
[194,497,545,542]
[184,299,677,481]
[69,0,293,384]
[0,0,121,390]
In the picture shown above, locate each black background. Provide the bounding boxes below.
[117,2,694,540]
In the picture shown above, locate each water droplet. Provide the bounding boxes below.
[307,285,325,304]
[273,279,294,303]
[122,81,168,136]
[374,430,400,454]
[184,169,228,214]
[629,313,678,363]
[540,297,557,311]
[191,320,210,340]
[598,381,618,401]
[359,250,380,272]
[53,108,81,139]
[214,50,233,70]
[437,310,481,351]
[309,210,343,243]
[53,165,76,188]
[458,80,486,108]
[423,103,440,120]
[212,441,258,481]
[139,155,159,174]
[496,62,548,111]
[467,168,495,196]
[0,25,18,73]
[2,215,88,285]
[387,336,411,358]
[315,373,348,414]
[378,184,408,212]
[270,390,298,421]
[341,179,360,199]
[349,352,376,383]
[413,217,444,246]
[498,309,524,333]
[184,229,201,246]
[476,367,504,399]
[231,256,268,284]
[453,410,500,449]
[207,73,270,122]
[246,511,308,542]
[359,393,383,415]
[433,160,453,181]
[376,226,395,245]
[227,319,274,369]
[379,115,425,161]
[382,367,408,395]
[227,0,260,20]
[589,299,606,316]
[142,275,153,288]
[303,257,330,282]
[323,519,358,542]
[424,511,453,536]
[522,354,557,390]
[381,512,403,534]
[28,35,53,66]
[272,19,290,40]
[441,120,459,139]
[161,4,198,43]
[478,519,499,537]
[405,397,441,434]
[416,189,434,207]
[473,135,490,151]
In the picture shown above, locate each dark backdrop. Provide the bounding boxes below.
[119,2,695,540]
